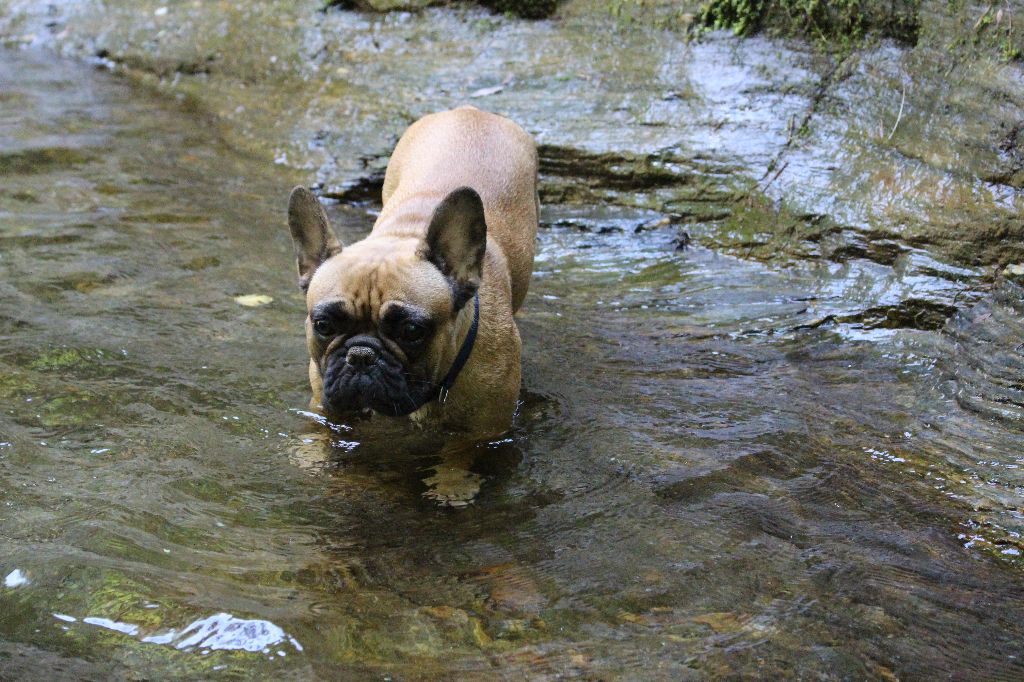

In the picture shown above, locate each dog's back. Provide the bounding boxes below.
[377,106,539,312]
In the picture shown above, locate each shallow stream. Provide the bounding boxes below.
[1,48,1023,679]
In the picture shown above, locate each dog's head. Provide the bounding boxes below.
[287,186,485,417]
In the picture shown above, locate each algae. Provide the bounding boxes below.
[696,0,920,44]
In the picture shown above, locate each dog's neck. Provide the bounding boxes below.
[437,292,480,404]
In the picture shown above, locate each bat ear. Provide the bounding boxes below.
[287,187,343,291]
[423,187,486,310]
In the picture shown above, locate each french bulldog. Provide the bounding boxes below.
[287,106,538,438]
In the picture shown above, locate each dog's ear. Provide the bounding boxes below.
[288,187,343,292]
[423,187,487,310]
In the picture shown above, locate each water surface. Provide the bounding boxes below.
[1,49,1023,679]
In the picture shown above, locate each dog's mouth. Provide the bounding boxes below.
[320,337,433,417]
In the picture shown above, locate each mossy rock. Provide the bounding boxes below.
[30,347,87,371]
[697,0,921,44]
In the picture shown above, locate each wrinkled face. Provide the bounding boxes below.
[304,237,456,417]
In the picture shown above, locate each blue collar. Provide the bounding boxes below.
[437,292,479,405]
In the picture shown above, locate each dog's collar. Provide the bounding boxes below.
[437,292,479,405]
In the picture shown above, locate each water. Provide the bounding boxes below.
[1,49,1023,679]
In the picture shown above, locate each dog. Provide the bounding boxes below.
[287,106,538,438]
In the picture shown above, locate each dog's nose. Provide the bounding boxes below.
[345,345,378,369]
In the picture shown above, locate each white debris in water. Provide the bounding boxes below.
[468,85,503,98]
[62,610,302,659]
[1001,547,1021,556]
[4,569,29,588]
[83,617,140,636]
[963,535,984,549]
[145,612,303,655]
[234,294,273,307]
[154,6,168,16]
[863,447,906,463]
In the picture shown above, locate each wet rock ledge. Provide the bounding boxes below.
[0,0,1021,272]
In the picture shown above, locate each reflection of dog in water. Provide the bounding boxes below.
[288,415,523,508]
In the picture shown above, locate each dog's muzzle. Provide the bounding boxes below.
[321,335,429,417]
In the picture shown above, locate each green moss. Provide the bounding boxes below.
[0,147,93,175]
[700,192,827,260]
[971,4,1022,63]
[83,573,172,630]
[39,390,112,428]
[23,347,123,383]
[697,0,765,36]
[0,369,37,399]
[696,0,920,44]
[30,348,86,371]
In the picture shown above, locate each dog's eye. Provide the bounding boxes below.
[312,317,335,337]
[399,322,426,343]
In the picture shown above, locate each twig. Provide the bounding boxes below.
[886,84,906,141]
[759,159,789,193]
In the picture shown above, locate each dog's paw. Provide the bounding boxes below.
[422,465,482,508]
